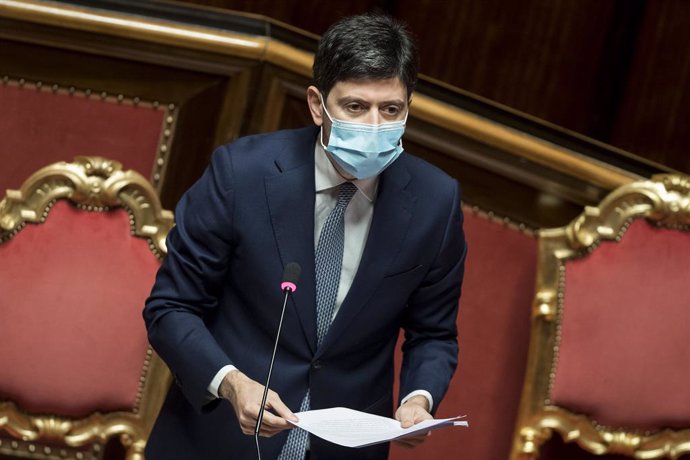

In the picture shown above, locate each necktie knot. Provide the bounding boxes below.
[336,182,357,209]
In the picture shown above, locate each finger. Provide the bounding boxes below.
[259,410,292,429]
[239,419,256,436]
[257,412,295,438]
[398,409,416,428]
[413,411,433,424]
[259,423,294,437]
[242,404,273,434]
[258,425,281,437]
[267,393,298,422]
[238,410,258,431]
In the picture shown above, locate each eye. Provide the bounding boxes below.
[345,102,365,113]
[381,105,402,116]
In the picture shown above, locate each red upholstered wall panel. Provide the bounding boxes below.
[0,201,161,417]
[391,210,537,460]
[552,219,690,430]
[0,82,165,192]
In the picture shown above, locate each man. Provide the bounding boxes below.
[144,13,466,460]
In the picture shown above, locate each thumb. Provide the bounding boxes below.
[399,409,416,428]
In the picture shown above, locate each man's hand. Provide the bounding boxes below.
[393,395,433,448]
[219,370,297,437]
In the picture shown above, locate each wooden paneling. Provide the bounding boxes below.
[398,0,617,133]
[245,63,313,134]
[183,0,624,135]
[181,0,689,175]
[611,0,690,173]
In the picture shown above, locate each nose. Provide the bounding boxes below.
[363,109,381,125]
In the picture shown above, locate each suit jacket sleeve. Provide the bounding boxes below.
[143,146,235,412]
[399,179,467,414]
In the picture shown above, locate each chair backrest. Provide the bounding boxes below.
[0,156,174,460]
[511,174,690,459]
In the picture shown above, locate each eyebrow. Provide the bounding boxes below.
[336,96,406,106]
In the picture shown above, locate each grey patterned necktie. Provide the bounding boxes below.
[278,182,357,460]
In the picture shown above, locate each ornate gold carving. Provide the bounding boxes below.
[559,175,690,253]
[654,174,690,196]
[514,407,690,459]
[533,290,558,321]
[0,156,173,254]
[0,157,173,458]
[0,401,140,459]
[511,175,690,460]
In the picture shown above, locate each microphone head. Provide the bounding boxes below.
[281,262,301,292]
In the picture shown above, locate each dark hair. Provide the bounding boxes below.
[313,14,419,98]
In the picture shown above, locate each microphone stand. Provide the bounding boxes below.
[255,282,296,460]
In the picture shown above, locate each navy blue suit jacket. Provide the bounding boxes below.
[143,126,466,460]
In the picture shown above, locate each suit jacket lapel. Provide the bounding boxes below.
[316,160,414,358]
[265,128,319,354]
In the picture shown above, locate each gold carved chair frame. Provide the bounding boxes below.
[0,156,174,459]
[511,174,690,459]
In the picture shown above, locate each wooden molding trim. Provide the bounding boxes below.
[0,0,268,60]
[412,94,641,189]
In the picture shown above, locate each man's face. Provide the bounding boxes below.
[307,77,409,147]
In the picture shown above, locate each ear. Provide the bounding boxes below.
[306,86,324,126]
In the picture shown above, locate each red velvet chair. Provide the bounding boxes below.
[0,157,173,459]
[511,174,690,459]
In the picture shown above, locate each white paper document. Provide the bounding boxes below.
[288,407,468,448]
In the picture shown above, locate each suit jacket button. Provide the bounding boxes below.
[312,360,322,370]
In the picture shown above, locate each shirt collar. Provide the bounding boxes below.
[314,135,378,202]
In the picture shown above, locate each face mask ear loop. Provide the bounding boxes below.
[319,126,329,151]
[319,91,333,150]
[319,92,335,124]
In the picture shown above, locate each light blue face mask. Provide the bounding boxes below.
[320,97,408,179]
